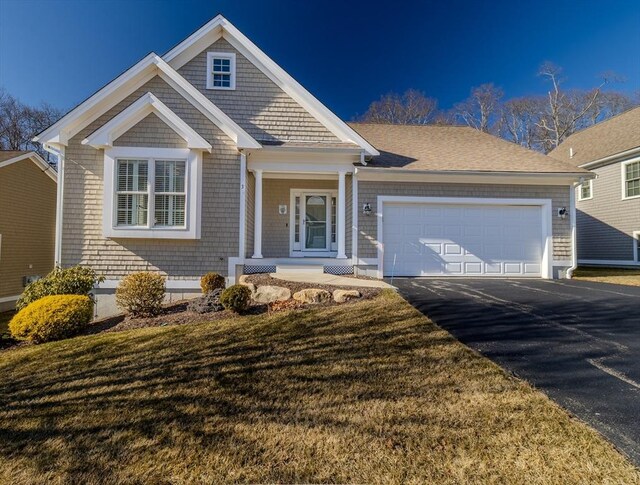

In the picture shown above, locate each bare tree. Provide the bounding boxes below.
[535,62,609,152]
[359,89,439,124]
[0,89,63,162]
[452,83,503,133]
[498,96,545,150]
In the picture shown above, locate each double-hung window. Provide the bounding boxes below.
[578,179,592,201]
[623,160,640,199]
[206,52,236,90]
[115,157,187,229]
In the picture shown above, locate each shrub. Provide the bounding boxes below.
[115,272,166,317]
[9,295,94,343]
[200,272,226,294]
[187,288,224,314]
[16,266,103,311]
[220,285,251,313]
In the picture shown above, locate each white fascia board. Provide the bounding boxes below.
[35,53,260,150]
[83,92,211,151]
[355,167,591,185]
[0,152,57,182]
[163,15,379,156]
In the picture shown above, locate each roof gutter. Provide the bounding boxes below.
[355,166,594,178]
[43,143,64,266]
[566,181,579,279]
[579,146,640,169]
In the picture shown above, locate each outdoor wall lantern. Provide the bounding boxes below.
[362,203,372,216]
[557,207,567,219]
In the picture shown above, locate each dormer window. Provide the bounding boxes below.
[206,52,236,90]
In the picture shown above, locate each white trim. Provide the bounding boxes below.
[355,166,589,186]
[239,152,247,258]
[289,189,338,256]
[553,260,573,267]
[97,279,201,290]
[577,178,593,201]
[244,257,349,265]
[34,54,260,150]
[355,257,377,266]
[337,171,347,259]
[375,196,553,279]
[163,15,379,156]
[82,92,211,151]
[102,147,201,239]
[566,183,578,279]
[351,173,358,264]
[578,259,640,267]
[0,151,57,182]
[621,156,640,200]
[206,52,236,90]
[248,161,355,174]
[0,294,20,304]
[634,231,640,263]
[253,169,263,258]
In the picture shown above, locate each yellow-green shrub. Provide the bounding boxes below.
[200,272,226,294]
[9,295,94,343]
[220,285,251,313]
[116,272,166,317]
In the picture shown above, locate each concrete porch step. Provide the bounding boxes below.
[275,264,325,274]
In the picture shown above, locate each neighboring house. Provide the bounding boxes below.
[0,151,57,311]
[550,107,640,267]
[34,15,589,317]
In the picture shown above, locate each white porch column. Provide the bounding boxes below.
[252,169,263,259]
[337,170,347,259]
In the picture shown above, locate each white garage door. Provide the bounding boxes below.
[382,203,544,277]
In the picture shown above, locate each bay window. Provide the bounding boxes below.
[104,147,201,239]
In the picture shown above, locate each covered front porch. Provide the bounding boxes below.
[240,147,359,275]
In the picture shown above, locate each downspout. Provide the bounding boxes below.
[566,182,578,278]
[44,143,65,267]
[239,151,247,259]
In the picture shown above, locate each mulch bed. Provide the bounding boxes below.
[0,276,383,351]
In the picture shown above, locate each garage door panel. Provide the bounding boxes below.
[383,202,543,277]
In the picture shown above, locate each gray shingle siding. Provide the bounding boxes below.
[178,38,341,144]
[62,75,241,279]
[357,182,572,261]
[577,162,640,261]
[113,113,187,148]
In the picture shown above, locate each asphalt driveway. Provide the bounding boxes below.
[393,278,640,465]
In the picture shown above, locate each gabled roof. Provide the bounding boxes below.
[0,150,57,182]
[83,92,212,151]
[34,54,260,149]
[163,15,378,156]
[550,106,640,167]
[349,123,590,174]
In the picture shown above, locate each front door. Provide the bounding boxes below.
[302,194,330,251]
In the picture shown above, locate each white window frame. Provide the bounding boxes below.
[103,147,202,239]
[621,157,640,200]
[206,52,236,90]
[578,178,593,201]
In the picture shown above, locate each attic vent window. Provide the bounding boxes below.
[207,52,236,90]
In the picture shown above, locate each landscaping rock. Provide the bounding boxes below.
[238,275,251,284]
[238,275,257,296]
[187,289,224,314]
[293,288,332,304]
[333,289,361,303]
[253,285,291,304]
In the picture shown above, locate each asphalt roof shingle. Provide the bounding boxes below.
[549,106,640,166]
[0,150,31,163]
[349,123,586,174]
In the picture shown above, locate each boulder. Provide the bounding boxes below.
[187,289,224,314]
[253,285,291,304]
[238,275,251,284]
[293,288,332,304]
[333,289,361,303]
[238,275,256,296]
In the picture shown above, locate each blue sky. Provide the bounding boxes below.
[0,0,638,119]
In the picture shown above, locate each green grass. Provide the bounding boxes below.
[1,291,638,484]
[573,266,640,287]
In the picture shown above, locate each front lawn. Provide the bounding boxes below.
[1,291,637,483]
[573,266,640,287]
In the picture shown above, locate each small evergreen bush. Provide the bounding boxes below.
[220,285,251,313]
[16,266,103,311]
[115,272,166,317]
[9,295,94,343]
[200,272,226,294]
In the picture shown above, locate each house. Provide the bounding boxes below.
[34,15,589,317]
[0,151,57,311]
[550,107,640,267]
